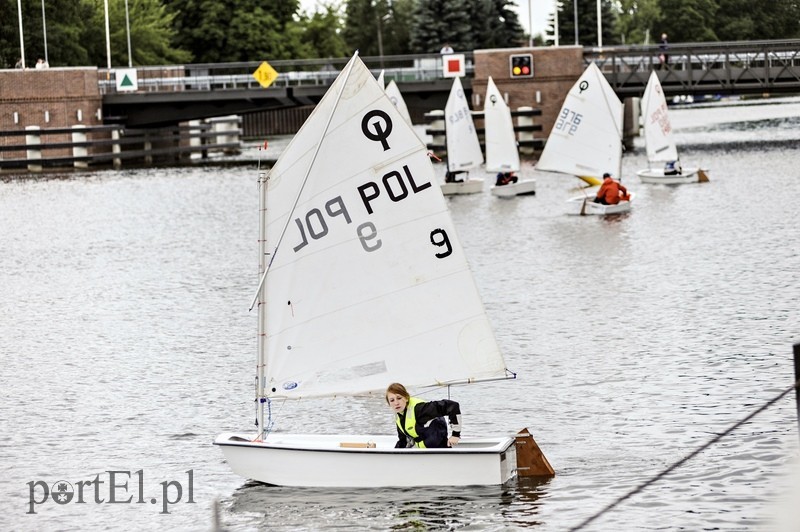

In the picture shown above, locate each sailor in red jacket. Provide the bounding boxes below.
[594,172,630,205]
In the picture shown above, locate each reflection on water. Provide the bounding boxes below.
[1,98,799,531]
[225,477,550,531]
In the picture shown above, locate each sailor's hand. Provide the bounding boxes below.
[448,436,460,447]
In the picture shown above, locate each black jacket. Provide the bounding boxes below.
[394,398,462,448]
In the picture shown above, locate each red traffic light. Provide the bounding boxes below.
[509,54,533,78]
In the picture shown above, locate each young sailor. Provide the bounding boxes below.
[386,383,461,448]
[593,172,630,205]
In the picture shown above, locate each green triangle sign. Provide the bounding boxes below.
[120,74,134,87]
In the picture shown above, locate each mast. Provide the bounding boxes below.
[256,168,268,439]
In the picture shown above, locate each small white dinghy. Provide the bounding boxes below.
[441,76,485,195]
[636,71,708,184]
[536,62,632,215]
[214,53,553,488]
[483,77,536,198]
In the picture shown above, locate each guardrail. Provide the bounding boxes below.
[98,53,476,94]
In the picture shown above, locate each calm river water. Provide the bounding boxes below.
[1,96,799,531]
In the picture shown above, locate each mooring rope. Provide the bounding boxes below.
[569,378,800,531]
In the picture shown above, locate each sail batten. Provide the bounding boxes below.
[260,55,507,400]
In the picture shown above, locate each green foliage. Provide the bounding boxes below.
[655,0,718,43]
[551,0,619,46]
[409,0,525,53]
[3,0,800,69]
[614,0,661,44]
[714,0,800,41]
[297,2,350,59]
[82,0,191,66]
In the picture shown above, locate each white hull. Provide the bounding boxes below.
[636,167,701,184]
[441,179,484,195]
[566,193,633,216]
[215,432,517,487]
[490,179,536,198]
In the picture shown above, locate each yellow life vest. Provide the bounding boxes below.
[395,397,427,448]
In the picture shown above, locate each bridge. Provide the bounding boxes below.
[97,39,800,127]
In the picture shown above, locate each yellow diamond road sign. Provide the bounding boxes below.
[253,61,279,88]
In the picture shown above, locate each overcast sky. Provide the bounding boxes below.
[297,0,554,38]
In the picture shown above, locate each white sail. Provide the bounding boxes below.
[384,80,413,128]
[483,77,520,173]
[536,62,623,180]
[444,76,484,172]
[376,69,385,90]
[261,54,507,399]
[641,71,679,163]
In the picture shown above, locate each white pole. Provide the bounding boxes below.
[41,0,48,64]
[573,0,579,45]
[17,0,26,68]
[554,0,560,47]
[528,0,533,47]
[124,0,132,67]
[597,0,602,47]
[104,0,111,70]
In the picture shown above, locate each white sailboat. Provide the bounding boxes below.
[636,71,708,184]
[214,54,552,488]
[441,76,484,195]
[385,79,426,145]
[536,62,633,215]
[483,77,536,198]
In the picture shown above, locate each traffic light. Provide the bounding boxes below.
[509,54,533,78]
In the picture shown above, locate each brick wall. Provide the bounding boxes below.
[473,46,584,140]
[0,68,103,159]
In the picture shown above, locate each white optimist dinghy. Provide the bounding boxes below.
[536,62,633,215]
[636,71,709,184]
[215,53,553,488]
[484,77,536,198]
[441,76,485,195]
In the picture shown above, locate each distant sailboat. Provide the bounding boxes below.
[385,79,425,144]
[636,71,708,184]
[214,53,553,488]
[441,76,484,195]
[536,62,633,215]
[483,77,536,198]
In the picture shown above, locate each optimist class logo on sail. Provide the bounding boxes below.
[290,109,452,258]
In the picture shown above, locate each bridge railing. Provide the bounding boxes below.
[98,53,475,94]
[585,39,800,95]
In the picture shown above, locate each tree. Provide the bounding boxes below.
[81,0,191,67]
[714,0,800,41]
[614,0,661,44]
[297,2,349,58]
[550,0,619,47]
[410,0,473,53]
[0,0,96,68]
[342,0,383,56]
[169,0,305,63]
[654,0,717,43]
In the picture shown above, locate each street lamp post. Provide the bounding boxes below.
[17,0,26,68]
[41,0,48,64]
[376,13,390,68]
[125,0,132,67]
[573,0,579,45]
[528,0,533,47]
[597,0,602,47]
[104,0,112,71]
